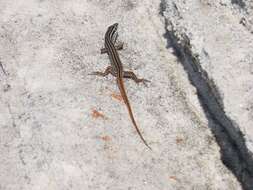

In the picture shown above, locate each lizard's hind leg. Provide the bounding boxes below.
[123,71,150,85]
[89,66,116,77]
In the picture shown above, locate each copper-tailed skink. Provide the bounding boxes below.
[91,23,151,149]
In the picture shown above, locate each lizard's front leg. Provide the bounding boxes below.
[100,43,124,54]
[123,71,150,85]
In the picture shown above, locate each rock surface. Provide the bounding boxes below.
[0,0,250,189]
[160,0,253,189]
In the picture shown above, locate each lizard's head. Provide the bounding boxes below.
[106,23,119,41]
[109,23,118,30]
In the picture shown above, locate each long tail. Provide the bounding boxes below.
[117,78,152,150]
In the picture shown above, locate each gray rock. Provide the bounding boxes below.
[0,0,243,189]
[160,0,253,189]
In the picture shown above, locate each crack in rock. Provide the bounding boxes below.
[160,0,253,189]
[231,0,246,9]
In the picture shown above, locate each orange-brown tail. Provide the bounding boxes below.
[117,78,152,150]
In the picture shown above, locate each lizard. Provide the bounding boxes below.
[91,23,151,149]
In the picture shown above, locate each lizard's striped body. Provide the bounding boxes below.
[92,23,151,149]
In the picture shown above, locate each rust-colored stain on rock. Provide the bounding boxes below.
[111,92,123,102]
[176,137,183,144]
[91,109,106,119]
[101,135,111,142]
[169,176,179,182]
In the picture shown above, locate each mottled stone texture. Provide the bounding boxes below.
[160,0,253,189]
[0,0,244,190]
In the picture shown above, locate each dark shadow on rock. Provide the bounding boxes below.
[231,0,246,9]
[160,1,253,189]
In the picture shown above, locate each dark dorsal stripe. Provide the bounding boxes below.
[104,23,123,77]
